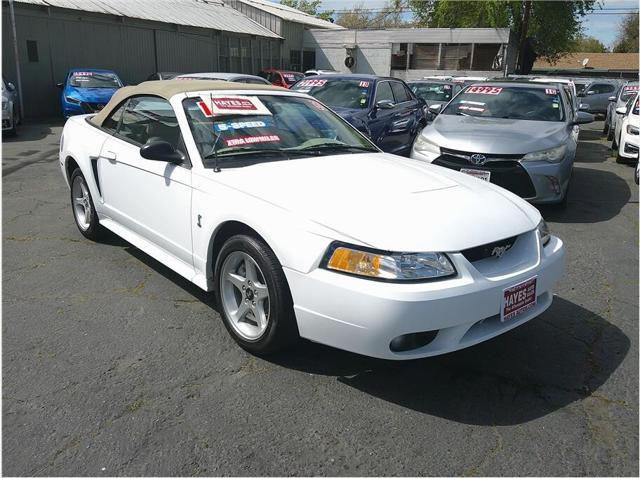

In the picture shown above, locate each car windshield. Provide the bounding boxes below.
[409,82,455,102]
[282,72,304,85]
[621,85,639,102]
[182,94,378,168]
[442,85,565,122]
[69,72,121,88]
[292,79,372,109]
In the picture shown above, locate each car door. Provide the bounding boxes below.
[367,81,400,153]
[97,96,194,266]
[389,81,421,152]
[585,83,616,112]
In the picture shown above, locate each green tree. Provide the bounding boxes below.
[407,0,598,72]
[612,13,639,53]
[280,0,335,22]
[336,1,410,29]
[569,35,608,53]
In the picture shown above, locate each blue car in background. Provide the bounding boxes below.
[292,74,426,156]
[57,68,122,118]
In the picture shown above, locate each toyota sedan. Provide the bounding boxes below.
[59,80,565,359]
[411,82,593,207]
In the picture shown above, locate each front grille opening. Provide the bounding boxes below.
[461,235,518,263]
[389,330,438,352]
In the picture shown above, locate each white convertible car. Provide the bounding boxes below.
[59,80,565,359]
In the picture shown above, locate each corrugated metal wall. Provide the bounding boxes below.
[280,20,304,70]
[2,3,284,118]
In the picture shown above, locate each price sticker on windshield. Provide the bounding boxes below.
[359,81,370,88]
[624,85,639,91]
[297,79,327,88]
[467,86,502,95]
[198,95,272,117]
[545,88,558,95]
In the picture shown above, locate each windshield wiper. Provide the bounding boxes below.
[294,144,377,154]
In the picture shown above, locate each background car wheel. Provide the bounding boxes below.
[611,135,618,151]
[603,121,609,136]
[607,125,614,141]
[70,169,102,240]
[214,234,298,355]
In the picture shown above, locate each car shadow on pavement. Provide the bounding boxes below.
[266,297,629,425]
[573,137,611,164]
[540,166,631,223]
[119,241,628,425]
[577,128,606,143]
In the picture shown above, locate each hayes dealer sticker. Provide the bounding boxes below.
[501,276,537,322]
[198,95,272,117]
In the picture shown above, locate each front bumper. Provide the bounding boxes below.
[620,133,639,160]
[411,148,572,204]
[2,104,13,130]
[285,232,565,360]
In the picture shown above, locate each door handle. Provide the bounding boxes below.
[102,150,117,161]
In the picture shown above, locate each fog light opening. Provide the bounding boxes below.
[546,175,561,195]
[389,330,438,352]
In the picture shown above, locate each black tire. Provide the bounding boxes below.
[69,168,102,240]
[607,125,614,141]
[616,150,626,164]
[214,234,298,355]
[603,118,609,136]
[612,135,618,151]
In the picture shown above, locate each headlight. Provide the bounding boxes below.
[537,219,551,246]
[322,243,456,281]
[65,96,81,104]
[2,99,8,110]
[412,134,440,154]
[627,125,639,135]
[522,144,567,163]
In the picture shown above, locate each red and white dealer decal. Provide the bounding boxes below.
[467,86,502,95]
[197,95,272,117]
[501,276,537,322]
[225,135,280,147]
[624,85,639,91]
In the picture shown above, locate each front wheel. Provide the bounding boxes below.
[70,169,102,240]
[214,234,298,355]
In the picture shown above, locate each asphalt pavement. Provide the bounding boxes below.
[2,119,638,476]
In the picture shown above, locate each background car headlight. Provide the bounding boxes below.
[537,219,551,246]
[522,144,567,163]
[65,96,81,104]
[627,125,639,135]
[412,134,440,155]
[2,99,8,111]
[323,243,455,281]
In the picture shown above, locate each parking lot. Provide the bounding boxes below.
[2,119,638,475]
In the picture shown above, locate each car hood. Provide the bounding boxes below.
[210,153,540,252]
[68,87,119,102]
[427,115,570,154]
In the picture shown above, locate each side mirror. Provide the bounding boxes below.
[578,103,590,111]
[375,99,395,110]
[574,111,594,125]
[586,90,595,96]
[7,82,16,91]
[56,82,64,89]
[139,141,184,164]
[608,96,617,102]
[428,104,442,114]
[616,106,628,115]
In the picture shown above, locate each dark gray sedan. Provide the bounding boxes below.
[411,82,593,206]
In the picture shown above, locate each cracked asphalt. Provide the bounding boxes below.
[2,119,638,476]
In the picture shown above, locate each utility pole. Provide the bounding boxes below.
[8,0,24,115]
[516,0,532,74]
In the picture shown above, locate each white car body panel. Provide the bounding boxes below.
[59,88,565,359]
[616,95,639,160]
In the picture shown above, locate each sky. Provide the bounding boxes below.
[278,0,637,49]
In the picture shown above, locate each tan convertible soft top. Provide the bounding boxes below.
[90,79,286,127]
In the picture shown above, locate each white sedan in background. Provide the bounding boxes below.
[59,80,565,360]
[613,92,639,163]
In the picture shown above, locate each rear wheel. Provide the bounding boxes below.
[603,120,609,136]
[70,169,102,240]
[214,234,298,355]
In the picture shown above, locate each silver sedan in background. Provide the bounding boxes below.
[2,76,20,136]
[411,82,593,207]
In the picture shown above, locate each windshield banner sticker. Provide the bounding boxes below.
[467,86,502,95]
[214,120,270,132]
[296,79,327,88]
[460,100,485,106]
[225,135,280,147]
[624,85,639,91]
[73,72,94,76]
[200,95,272,117]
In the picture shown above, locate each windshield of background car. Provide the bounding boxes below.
[441,85,565,122]
[409,82,455,102]
[621,84,639,102]
[292,79,372,109]
[69,71,122,88]
[182,94,378,167]
[282,72,304,85]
